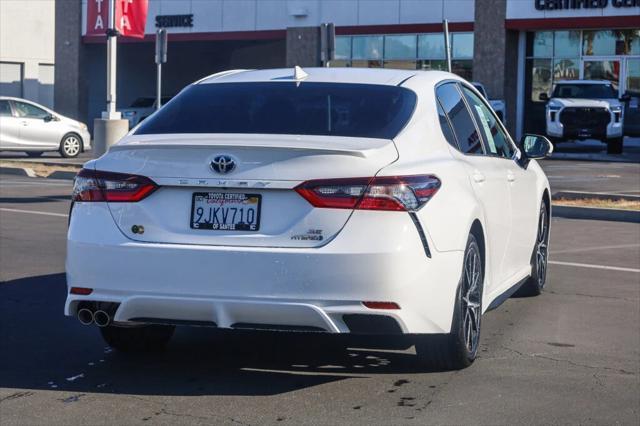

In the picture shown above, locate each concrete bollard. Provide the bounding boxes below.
[93,118,129,158]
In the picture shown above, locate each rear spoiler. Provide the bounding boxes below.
[110,135,395,159]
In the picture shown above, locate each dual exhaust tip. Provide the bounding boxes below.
[77,307,113,327]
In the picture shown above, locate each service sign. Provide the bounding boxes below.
[86,0,148,38]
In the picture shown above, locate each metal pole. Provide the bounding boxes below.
[156,63,162,110]
[104,0,120,119]
[155,28,167,111]
[443,19,452,73]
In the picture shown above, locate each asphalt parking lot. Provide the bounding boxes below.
[540,159,640,195]
[0,171,638,425]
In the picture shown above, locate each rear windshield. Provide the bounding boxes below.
[135,82,417,139]
[552,83,617,99]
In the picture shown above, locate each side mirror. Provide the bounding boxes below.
[538,93,549,102]
[43,114,55,122]
[620,93,631,102]
[520,134,553,160]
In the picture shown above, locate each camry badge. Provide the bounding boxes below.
[210,155,236,174]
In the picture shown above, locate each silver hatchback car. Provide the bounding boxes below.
[0,97,91,158]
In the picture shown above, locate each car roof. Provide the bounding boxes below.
[198,67,421,86]
[0,96,46,104]
[555,80,612,85]
[0,96,28,101]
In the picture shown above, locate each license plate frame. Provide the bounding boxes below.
[190,192,262,231]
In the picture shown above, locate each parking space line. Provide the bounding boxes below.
[551,243,640,255]
[0,207,68,218]
[549,260,640,273]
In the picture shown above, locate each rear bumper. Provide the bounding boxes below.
[66,204,463,334]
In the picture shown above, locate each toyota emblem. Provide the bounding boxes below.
[210,155,236,174]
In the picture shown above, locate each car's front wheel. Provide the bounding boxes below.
[516,201,549,297]
[415,233,483,370]
[59,133,82,158]
[100,324,175,353]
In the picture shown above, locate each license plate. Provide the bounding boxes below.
[579,129,592,137]
[191,192,261,231]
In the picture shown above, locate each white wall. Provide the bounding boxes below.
[0,0,55,107]
[82,0,476,36]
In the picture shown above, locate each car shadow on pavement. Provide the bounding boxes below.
[0,273,429,398]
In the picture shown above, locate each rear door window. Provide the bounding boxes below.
[135,82,417,140]
[435,83,484,154]
[461,85,515,159]
[436,100,458,149]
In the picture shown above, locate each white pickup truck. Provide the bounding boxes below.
[472,82,506,125]
[540,80,627,154]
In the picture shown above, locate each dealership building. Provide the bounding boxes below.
[55,0,639,138]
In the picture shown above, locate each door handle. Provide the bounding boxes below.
[20,121,28,126]
[472,171,485,183]
[507,171,516,182]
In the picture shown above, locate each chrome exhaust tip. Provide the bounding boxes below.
[78,308,94,325]
[93,310,111,327]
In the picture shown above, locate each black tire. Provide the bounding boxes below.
[100,324,175,353]
[26,151,43,157]
[607,137,623,154]
[415,233,483,370]
[59,133,82,158]
[515,201,550,297]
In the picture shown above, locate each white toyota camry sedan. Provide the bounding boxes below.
[66,68,552,370]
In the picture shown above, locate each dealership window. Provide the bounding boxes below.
[526,29,640,100]
[553,31,581,57]
[524,29,640,134]
[583,30,640,56]
[332,33,474,80]
[533,31,553,57]
[332,37,351,68]
[451,33,473,59]
[628,59,640,94]
[418,34,445,59]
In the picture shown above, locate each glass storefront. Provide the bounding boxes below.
[524,29,640,133]
[331,32,474,80]
[527,29,639,97]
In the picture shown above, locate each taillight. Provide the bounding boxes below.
[72,169,158,202]
[295,175,440,211]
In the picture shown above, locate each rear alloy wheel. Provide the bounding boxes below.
[60,134,81,158]
[100,324,175,353]
[516,202,549,297]
[26,151,43,157]
[415,233,483,370]
[607,137,623,155]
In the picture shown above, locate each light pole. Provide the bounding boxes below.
[103,0,120,119]
[443,19,452,73]
[93,0,129,157]
[155,28,168,111]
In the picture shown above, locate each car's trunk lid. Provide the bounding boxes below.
[95,134,398,248]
